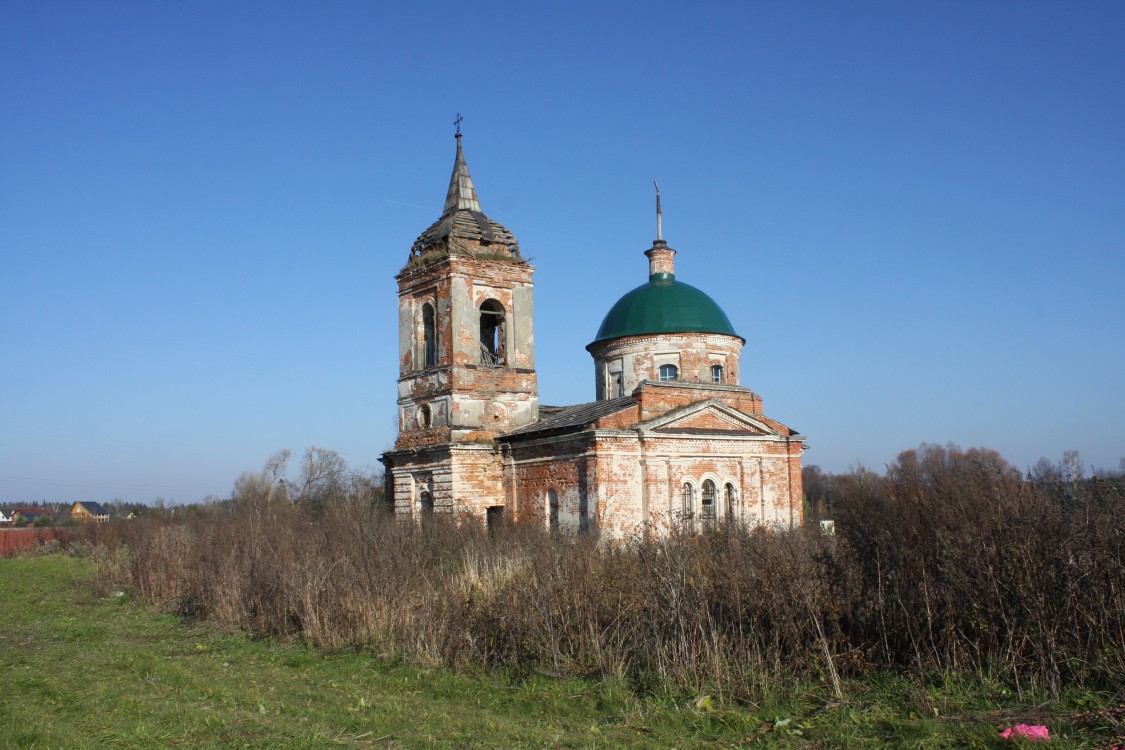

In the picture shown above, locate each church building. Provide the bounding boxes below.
[380,132,805,539]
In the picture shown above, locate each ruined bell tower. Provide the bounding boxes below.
[381,127,538,522]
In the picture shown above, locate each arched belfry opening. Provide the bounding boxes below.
[422,302,437,368]
[479,299,506,367]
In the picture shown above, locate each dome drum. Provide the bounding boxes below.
[589,331,743,400]
[589,240,745,401]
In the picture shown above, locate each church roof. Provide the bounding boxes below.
[503,396,635,439]
[409,134,520,262]
[590,273,741,345]
[443,135,481,214]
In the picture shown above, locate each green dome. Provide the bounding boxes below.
[591,274,741,344]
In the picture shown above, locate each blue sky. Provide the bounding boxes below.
[2,1,1123,504]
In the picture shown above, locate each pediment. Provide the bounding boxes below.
[638,399,782,437]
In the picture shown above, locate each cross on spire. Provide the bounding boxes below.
[454,113,463,138]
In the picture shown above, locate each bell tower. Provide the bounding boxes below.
[382,127,538,521]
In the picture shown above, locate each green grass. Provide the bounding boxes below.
[0,554,1118,748]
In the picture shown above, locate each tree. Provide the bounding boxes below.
[345,467,386,509]
[1061,450,1085,483]
[231,471,271,507]
[264,449,292,486]
[230,447,374,516]
[1029,456,1062,484]
[802,465,834,519]
[231,449,298,509]
[296,446,348,514]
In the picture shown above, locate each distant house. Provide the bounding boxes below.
[0,508,10,526]
[12,508,52,526]
[70,501,110,523]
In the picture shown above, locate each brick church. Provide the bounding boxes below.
[380,133,805,538]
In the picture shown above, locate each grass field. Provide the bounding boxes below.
[0,553,1119,749]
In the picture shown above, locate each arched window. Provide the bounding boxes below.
[701,479,717,529]
[418,476,434,524]
[681,482,695,530]
[725,482,737,522]
[422,303,437,368]
[546,489,559,531]
[659,364,678,381]
[711,364,723,384]
[417,404,431,429]
[479,299,506,367]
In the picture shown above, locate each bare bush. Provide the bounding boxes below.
[101,444,1125,700]
[835,443,1125,696]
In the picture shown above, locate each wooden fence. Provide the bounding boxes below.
[0,528,64,556]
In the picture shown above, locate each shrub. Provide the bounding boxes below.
[99,444,1125,700]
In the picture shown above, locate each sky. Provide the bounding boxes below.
[2,1,1123,505]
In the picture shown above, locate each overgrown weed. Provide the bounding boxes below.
[90,444,1125,706]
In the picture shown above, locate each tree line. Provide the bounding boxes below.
[802,446,1123,521]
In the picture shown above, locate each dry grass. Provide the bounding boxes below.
[91,445,1125,703]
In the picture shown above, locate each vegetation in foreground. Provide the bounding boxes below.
[85,445,1125,703]
[3,554,1122,749]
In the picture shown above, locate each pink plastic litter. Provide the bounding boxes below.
[999,724,1050,742]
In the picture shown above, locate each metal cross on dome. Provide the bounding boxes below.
[454,113,463,137]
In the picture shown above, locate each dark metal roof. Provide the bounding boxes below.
[411,210,518,257]
[75,501,109,516]
[503,396,636,439]
[409,135,520,261]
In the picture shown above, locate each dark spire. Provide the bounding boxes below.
[442,117,482,216]
[409,121,521,262]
